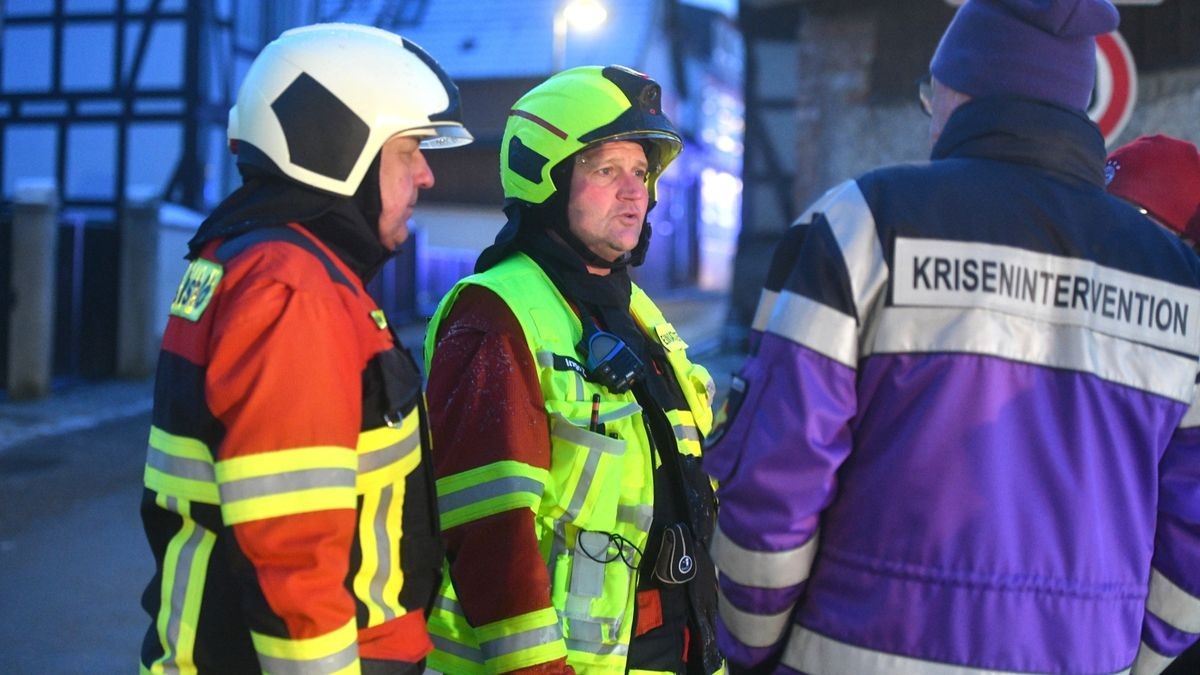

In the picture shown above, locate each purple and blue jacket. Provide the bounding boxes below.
[705,97,1200,674]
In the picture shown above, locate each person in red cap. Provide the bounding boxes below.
[1106,134,1200,247]
[1108,135,1200,675]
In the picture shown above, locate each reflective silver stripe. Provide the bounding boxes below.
[437,475,545,516]
[1146,568,1200,632]
[565,638,628,658]
[434,594,462,614]
[783,625,1132,675]
[219,467,357,502]
[893,238,1200,357]
[431,633,484,664]
[765,290,858,368]
[147,445,215,482]
[751,289,780,333]
[568,618,607,643]
[597,403,641,425]
[820,181,888,320]
[1131,641,1172,675]
[565,445,604,522]
[551,413,625,453]
[794,181,851,231]
[162,523,211,672]
[673,424,700,443]
[617,503,654,531]
[866,306,1198,403]
[480,622,564,661]
[570,532,609,597]
[359,433,418,473]
[550,412,624,523]
[547,522,569,588]
[256,641,359,675]
[711,525,816,589]
[1181,394,1200,429]
[369,484,396,622]
[717,585,793,648]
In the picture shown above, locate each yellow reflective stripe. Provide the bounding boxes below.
[353,483,406,626]
[356,421,421,625]
[665,409,702,457]
[148,495,216,675]
[428,591,488,674]
[251,618,359,675]
[565,638,629,661]
[618,503,655,532]
[429,639,485,674]
[360,409,419,451]
[475,608,567,673]
[429,636,486,675]
[636,288,714,435]
[357,418,421,492]
[378,483,407,623]
[150,425,214,462]
[436,460,549,529]
[215,447,357,524]
[144,426,219,503]
[220,486,357,525]
[216,446,357,481]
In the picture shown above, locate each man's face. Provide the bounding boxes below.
[377,135,435,251]
[566,141,650,265]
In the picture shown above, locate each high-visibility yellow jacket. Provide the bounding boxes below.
[423,253,715,674]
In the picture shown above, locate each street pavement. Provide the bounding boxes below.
[0,290,746,674]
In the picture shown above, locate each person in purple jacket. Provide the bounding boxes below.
[704,1,1200,673]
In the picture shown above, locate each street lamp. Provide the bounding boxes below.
[552,0,608,72]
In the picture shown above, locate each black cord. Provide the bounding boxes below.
[577,531,644,571]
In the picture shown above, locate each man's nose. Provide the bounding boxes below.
[618,171,647,197]
[415,150,435,189]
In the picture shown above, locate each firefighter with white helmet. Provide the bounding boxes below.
[139,23,470,674]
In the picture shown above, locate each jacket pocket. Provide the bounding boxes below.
[542,400,639,532]
[553,531,635,647]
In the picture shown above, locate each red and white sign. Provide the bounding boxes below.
[1090,31,1138,147]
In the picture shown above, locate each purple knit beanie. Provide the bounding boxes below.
[930,0,1120,110]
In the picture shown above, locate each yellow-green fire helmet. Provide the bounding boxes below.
[501,65,683,206]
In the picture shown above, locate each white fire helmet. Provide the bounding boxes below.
[227,23,473,196]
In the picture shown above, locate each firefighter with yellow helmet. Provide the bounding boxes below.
[138,23,470,674]
[424,65,723,674]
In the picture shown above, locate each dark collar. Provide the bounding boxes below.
[932,96,1108,189]
[189,174,392,282]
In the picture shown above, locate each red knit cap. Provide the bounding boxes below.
[1105,134,1200,243]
